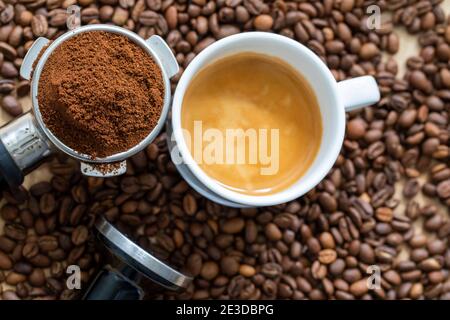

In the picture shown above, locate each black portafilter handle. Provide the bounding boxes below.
[83,216,192,300]
[83,265,144,300]
[0,112,54,191]
[0,137,24,191]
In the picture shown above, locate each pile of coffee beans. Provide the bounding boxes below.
[0,0,449,300]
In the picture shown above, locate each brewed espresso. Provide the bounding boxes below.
[182,52,322,195]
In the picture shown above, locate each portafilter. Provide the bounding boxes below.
[0,24,178,190]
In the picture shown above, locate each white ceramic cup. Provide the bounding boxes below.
[169,32,380,208]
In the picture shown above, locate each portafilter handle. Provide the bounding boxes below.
[83,265,144,300]
[0,111,54,189]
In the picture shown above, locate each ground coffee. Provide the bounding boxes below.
[38,31,164,158]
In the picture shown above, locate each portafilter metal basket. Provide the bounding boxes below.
[0,24,179,189]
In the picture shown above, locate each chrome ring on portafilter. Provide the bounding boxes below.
[83,216,192,300]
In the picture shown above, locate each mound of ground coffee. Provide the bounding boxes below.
[38,31,164,158]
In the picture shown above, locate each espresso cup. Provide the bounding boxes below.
[168,32,380,208]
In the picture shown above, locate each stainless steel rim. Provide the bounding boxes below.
[95,216,192,291]
[31,24,172,163]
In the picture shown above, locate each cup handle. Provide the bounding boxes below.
[146,35,179,79]
[337,76,380,112]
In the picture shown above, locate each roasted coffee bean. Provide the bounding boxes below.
[410,70,433,93]
[220,256,239,276]
[71,225,89,245]
[139,10,158,26]
[13,262,33,275]
[0,251,13,270]
[56,234,72,252]
[182,193,197,215]
[222,218,245,234]
[403,179,420,198]
[71,185,88,204]
[1,62,18,78]
[0,79,14,94]
[1,204,18,221]
[186,253,202,277]
[15,282,28,299]
[1,95,22,116]
[201,261,219,280]
[22,242,39,260]
[359,243,375,264]
[239,264,256,278]
[29,268,46,287]
[347,118,367,140]
[68,246,85,264]
[30,182,51,197]
[48,248,66,261]
[120,176,140,193]
[253,14,273,31]
[30,13,47,35]
[0,5,14,24]
[46,277,63,294]
[375,207,393,222]
[10,243,23,263]
[4,223,26,241]
[40,193,56,215]
[33,218,47,235]
[0,42,16,60]
[265,223,282,241]
[70,205,86,226]
[319,232,335,249]
[29,254,51,268]
[48,9,69,27]
[243,0,264,15]
[38,235,59,252]
[318,249,337,265]
[0,236,16,253]
[7,26,22,48]
[360,43,380,60]
[6,272,26,285]
[437,180,450,199]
